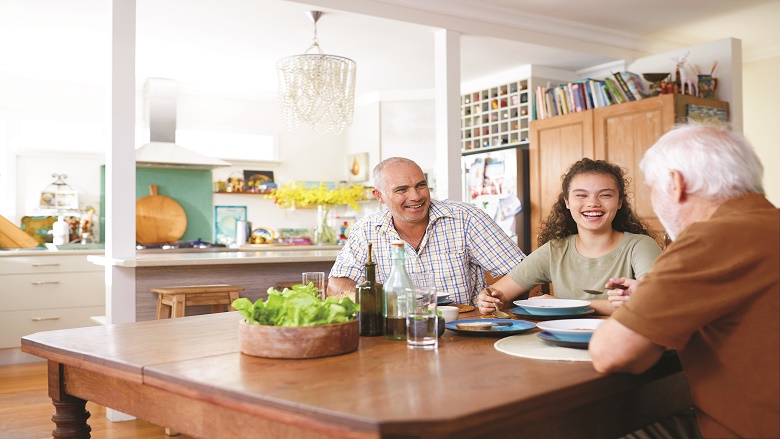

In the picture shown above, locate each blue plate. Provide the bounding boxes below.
[437,298,454,306]
[445,318,535,337]
[510,307,595,319]
[537,331,589,349]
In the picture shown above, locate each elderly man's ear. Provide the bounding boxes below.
[669,170,686,202]
[372,188,384,204]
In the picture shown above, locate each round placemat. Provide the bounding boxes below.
[493,331,592,362]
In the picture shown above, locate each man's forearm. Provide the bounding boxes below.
[327,276,357,297]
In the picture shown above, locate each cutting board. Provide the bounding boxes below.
[136,184,187,245]
[0,214,40,248]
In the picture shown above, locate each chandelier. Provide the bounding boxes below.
[277,11,356,134]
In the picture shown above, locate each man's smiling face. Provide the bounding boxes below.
[373,161,430,225]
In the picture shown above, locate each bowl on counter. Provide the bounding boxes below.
[239,319,359,359]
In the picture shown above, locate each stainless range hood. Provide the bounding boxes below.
[136,78,230,169]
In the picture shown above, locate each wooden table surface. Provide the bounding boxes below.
[21,312,690,439]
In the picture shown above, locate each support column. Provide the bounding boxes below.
[106,0,137,422]
[433,29,462,201]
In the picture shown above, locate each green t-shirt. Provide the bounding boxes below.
[507,232,661,300]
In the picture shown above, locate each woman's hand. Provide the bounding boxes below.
[476,287,507,315]
[606,277,639,310]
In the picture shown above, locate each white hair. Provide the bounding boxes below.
[640,123,764,200]
[372,157,419,192]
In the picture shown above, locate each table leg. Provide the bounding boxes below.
[48,361,92,439]
[51,396,91,439]
[172,294,186,318]
[228,291,240,311]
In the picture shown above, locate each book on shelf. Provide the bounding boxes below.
[535,86,545,120]
[570,83,583,112]
[621,71,648,100]
[612,72,636,101]
[583,80,596,109]
[603,77,627,104]
[545,88,556,118]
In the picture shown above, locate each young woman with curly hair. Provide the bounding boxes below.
[476,158,662,315]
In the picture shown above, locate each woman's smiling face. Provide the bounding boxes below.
[564,172,623,233]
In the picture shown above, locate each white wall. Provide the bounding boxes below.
[380,100,437,185]
[743,55,780,207]
[0,77,106,223]
[0,76,355,236]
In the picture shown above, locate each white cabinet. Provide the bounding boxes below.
[460,75,562,152]
[461,79,531,150]
[0,253,104,354]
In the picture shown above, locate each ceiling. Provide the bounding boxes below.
[1,0,778,99]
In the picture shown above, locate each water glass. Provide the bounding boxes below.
[302,272,326,299]
[412,272,435,290]
[406,286,438,350]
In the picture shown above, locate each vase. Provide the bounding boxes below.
[314,205,337,245]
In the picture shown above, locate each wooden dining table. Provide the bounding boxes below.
[21,311,691,439]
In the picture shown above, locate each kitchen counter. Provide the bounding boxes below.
[89,250,341,322]
[88,249,340,268]
[238,244,343,251]
[0,248,104,257]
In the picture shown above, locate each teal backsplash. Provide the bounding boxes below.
[100,167,213,243]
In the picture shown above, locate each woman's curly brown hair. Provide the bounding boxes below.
[537,158,657,246]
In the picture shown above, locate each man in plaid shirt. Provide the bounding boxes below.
[327,157,525,304]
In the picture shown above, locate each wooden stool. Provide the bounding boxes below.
[153,284,245,320]
[152,284,244,436]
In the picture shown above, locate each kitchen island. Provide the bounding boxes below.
[89,249,340,321]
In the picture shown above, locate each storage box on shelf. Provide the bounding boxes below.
[529,94,729,249]
[0,253,105,363]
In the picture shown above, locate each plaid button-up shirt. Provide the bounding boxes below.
[329,199,525,304]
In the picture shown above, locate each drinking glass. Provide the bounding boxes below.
[406,286,438,350]
[412,272,435,290]
[302,272,326,299]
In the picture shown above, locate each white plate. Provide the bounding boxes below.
[512,299,590,315]
[437,292,451,298]
[535,319,604,342]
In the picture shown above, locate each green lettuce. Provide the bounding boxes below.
[232,282,358,327]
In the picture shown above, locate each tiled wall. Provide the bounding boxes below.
[100,167,213,243]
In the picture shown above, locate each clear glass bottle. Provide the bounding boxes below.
[357,243,384,336]
[383,240,414,340]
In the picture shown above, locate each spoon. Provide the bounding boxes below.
[583,284,629,295]
[486,287,510,318]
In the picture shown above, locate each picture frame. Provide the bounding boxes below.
[687,104,728,123]
[347,152,369,183]
[243,170,276,194]
[214,205,247,245]
[39,189,79,211]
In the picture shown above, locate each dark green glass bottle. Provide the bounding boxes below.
[358,243,384,336]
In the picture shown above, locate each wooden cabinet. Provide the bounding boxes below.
[529,94,729,249]
[0,253,105,359]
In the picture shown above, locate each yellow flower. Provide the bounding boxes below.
[267,182,367,210]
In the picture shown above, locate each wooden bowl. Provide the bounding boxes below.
[239,319,359,359]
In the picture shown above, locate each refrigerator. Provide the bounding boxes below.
[462,146,531,251]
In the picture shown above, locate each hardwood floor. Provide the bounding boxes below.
[0,361,195,439]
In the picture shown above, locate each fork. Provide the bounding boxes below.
[486,287,510,318]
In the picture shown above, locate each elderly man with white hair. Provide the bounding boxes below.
[589,123,779,438]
